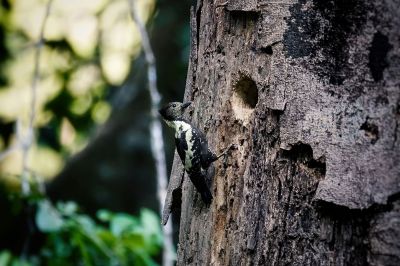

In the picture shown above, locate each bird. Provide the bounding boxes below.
[159,101,230,204]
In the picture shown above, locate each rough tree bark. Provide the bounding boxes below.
[164,0,400,265]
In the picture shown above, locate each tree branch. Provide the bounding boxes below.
[128,1,175,266]
[21,0,53,195]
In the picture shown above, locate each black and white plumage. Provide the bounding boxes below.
[159,101,219,204]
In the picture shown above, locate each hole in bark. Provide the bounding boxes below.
[229,10,260,29]
[260,45,273,55]
[229,198,234,207]
[280,142,326,176]
[360,118,379,144]
[231,73,258,122]
[368,31,392,82]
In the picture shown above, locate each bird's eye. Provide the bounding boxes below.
[172,104,176,107]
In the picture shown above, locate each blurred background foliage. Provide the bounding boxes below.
[0,0,192,264]
[1,196,163,265]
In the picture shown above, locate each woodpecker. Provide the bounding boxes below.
[159,101,227,204]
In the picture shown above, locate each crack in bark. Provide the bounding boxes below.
[277,163,295,264]
[195,0,203,62]
[393,115,399,149]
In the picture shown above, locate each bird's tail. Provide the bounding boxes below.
[200,187,213,205]
[189,173,213,205]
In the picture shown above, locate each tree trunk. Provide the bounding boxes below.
[165,0,400,265]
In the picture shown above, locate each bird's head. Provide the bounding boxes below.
[159,101,192,121]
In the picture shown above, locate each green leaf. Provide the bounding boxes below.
[0,250,11,266]
[140,209,163,251]
[36,200,64,233]
[97,209,112,222]
[74,215,96,234]
[140,209,161,237]
[57,201,78,216]
[96,229,116,245]
[46,234,72,258]
[134,252,159,266]
[123,233,146,250]
[110,214,138,237]
[72,232,91,266]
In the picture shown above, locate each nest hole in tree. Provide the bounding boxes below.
[231,73,258,122]
[360,118,379,144]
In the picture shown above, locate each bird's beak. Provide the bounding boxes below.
[158,107,166,118]
[182,101,192,109]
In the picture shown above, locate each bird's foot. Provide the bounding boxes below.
[216,143,237,160]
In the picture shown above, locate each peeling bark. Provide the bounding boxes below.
[164,0,400,265]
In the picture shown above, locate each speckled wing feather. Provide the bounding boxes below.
[175,131,188,163]
[197,128,217,169]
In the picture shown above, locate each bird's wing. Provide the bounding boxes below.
[175,131,188,163]
[197,128,217,169]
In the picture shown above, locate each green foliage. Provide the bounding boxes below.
[0,0,156,177]
[0,251,33,266]
[1,199,162,266]
[42,201,162,266]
